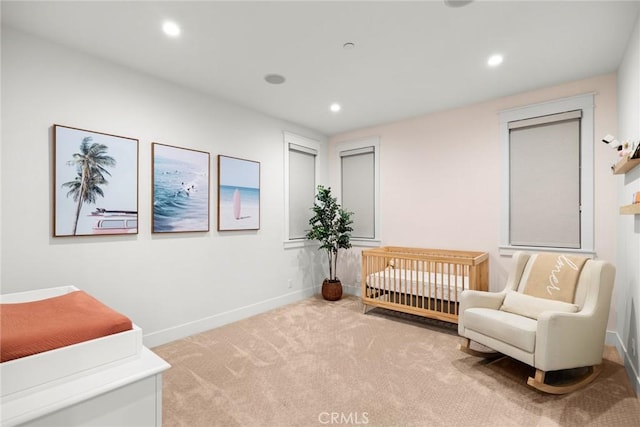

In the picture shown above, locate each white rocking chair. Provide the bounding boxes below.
[457,251,615,394]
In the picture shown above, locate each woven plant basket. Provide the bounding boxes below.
[322,279,343,301]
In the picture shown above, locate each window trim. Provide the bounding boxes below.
[499,93,595,256]
[336,136,381,247]
[283,131,320,249]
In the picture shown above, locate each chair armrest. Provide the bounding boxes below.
[535,260,615,371]
[459,250,529,316]
[458,290,506,335]
[535,311,607,372]
[459,289,506,311]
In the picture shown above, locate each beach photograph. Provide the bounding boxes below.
[54,125,138,237]
[217,155,260,231]
[153,143,210,233]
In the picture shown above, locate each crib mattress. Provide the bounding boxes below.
[366,268,468,300]
[1,290,133,363]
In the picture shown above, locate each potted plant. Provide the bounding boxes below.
[306,185,354,301]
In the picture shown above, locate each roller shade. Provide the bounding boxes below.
[289,144,316,239]
[341,146,375,239]
[509,113,581,248]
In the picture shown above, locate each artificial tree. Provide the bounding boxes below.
[306,185,354,299]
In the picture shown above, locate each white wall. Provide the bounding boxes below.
[330,74,618,295]
[616,11,640,394]
[0,27,328,347]
[3,20,637,393]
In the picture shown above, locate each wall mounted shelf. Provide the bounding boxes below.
[613,153,640,215]
[612,154,640,175]
[620,204,640,215]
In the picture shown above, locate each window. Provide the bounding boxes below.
[284,132,320,246]
[101,220,125,229]
[500,94,594,255]
[337,137,380,245]
[341,147,375,239]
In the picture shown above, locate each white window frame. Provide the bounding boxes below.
[336,136,381,247]
[284,131,320,249]
[499,93,595,256]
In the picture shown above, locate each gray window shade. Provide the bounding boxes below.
[509,114,581,248]
[289,145,316,239]
[341,147,375,239]
[508,110,582,129]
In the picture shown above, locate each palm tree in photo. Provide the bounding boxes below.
[62,137,116,235]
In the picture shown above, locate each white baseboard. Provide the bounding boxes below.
[342,282,361,297]
[607,330,640,396]
[144,286,318,348]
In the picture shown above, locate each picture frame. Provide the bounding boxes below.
[217,155,260,231]
[152,143,210,233]
[53,124,139,237]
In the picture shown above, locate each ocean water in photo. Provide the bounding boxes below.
[154,156,209,232]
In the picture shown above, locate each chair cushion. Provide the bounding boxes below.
[464,307,537,353]
[500,291,578,320]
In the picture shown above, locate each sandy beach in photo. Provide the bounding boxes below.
[218,185,259,230]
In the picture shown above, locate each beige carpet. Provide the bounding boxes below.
[154,296,640,427]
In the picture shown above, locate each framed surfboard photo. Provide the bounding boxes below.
[217,155,260,231]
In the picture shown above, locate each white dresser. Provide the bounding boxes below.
[1,286,171,426]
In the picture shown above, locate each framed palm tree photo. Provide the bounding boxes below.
[53,124,139,237]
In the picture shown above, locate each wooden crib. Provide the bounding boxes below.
[361,246,489,324]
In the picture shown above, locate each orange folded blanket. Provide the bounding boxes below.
[0,290,133,363]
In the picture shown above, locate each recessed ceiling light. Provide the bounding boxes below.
[265,74,286,85]
[487,54,504,67]
[343,42,355,50]
[162,21,181,37]
[330,103,341,113]
[444,0,474,7]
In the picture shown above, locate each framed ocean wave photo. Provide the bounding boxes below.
[217,155,260,231]
[53,124,139,237]
[152,143,210,233]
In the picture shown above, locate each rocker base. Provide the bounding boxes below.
[527,364,603,395]
[457,338,501,359]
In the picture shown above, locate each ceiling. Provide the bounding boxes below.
[2,1,639,136]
